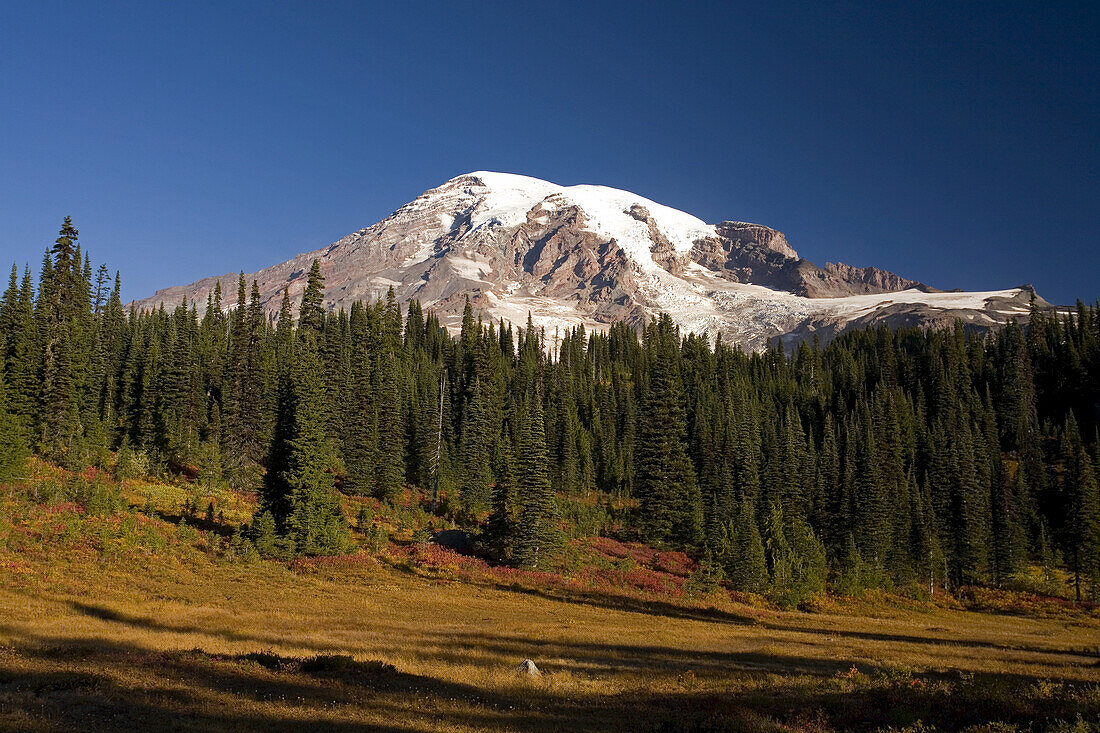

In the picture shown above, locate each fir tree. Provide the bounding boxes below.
[763,501,827,608]
[222,273,265,485]
[37,218,87,459]
[1062,413,1100,601]
[458,374,493,516]
[990,462,1028,587]
[636,314,702,547]
[482,435,519,563]
[5,235,1100,590]
[299,260,325,337]
[720,499,768,593]
[0,266,36,438]
[342,301,379,495]
[513,383,559,569]
[373,349,405,502]
[0,370,28,481]
[281,341,348,555]
[256,280,348,556]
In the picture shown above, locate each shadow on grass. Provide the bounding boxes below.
[422,573,1100,663]
[384,558,760,626]
[152,510,233,538]
[448,629,877,675]
[67,555,1100,674]
[0,630,1094,733]
[758,621,1100,662]
[63,602,337,652]
[504,582,761,625]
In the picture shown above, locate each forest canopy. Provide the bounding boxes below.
[3,219,1099,602]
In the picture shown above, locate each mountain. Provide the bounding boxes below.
[132,171,1050,350]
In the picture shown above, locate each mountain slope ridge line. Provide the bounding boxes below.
[132,171,1050,350]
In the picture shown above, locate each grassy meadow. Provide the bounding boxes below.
[1,464,1099,732]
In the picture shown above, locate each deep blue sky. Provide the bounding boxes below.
[1,1,1097,304]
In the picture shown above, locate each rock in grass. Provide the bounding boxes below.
[515,659,541,677]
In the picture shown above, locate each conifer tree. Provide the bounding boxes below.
[514,383,559,569]
[256,278,348,556]
[636,314,702,547]
[1062,413,1100,600]
[342,301,379,495]
[721,499,768,593]
[91,263,110,316]
[299,260,325,337]
[0,266,36,437]
[763,501,827,607]
[37,218,87,459]
[373,349,405,502]
[818,418,843,555]
[6,232,1100,581]
[458,375,493,516]
[483,435,519,563]
[0,370,28,481]
[281,341,348,555]
[222,274,265,485]
[990,462,1028,587]
[853,400,889,566]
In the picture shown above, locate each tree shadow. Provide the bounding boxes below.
[66,581,1097,674]
[408,627,874,677]
[484,575,1100,663]
[502,582,761,625]
[756,620,1100,662]
[386,565,763,627]
[152,509,233,538]
[62,602,335,652]
[0,630,1092,733]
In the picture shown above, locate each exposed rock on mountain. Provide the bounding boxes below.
[821,261,930,296]
[717,221,799,259]
[133,172,1053,350]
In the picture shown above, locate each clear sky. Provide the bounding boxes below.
[1,1,1097,305]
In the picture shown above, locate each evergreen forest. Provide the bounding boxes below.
[3,219,1100,603]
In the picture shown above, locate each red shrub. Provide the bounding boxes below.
[45,502,84,515]
[587,536,631,559]
[652,551,695,577]
[584,537,656,565]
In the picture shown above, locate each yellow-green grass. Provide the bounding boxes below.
[1,474,1099,731]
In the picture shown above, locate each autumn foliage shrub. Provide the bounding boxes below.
[957,585,1099,620]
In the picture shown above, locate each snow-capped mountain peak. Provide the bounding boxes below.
[132,172,1051,350]
[454,171,719,268]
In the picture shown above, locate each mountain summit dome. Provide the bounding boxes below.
[133,172,1049,349]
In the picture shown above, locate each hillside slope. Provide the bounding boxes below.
[133,172,1051,349]
[2,465,1098,732]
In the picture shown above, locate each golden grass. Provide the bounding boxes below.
[2,544,1099,732]
[2,472,1099,731]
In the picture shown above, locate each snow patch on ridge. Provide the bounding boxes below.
[815,288,1025,319]
[408,173,1030,345]
[131,169,1043,353]
[465,171,717,273]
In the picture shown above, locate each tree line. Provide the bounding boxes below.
[2,219,1100,601]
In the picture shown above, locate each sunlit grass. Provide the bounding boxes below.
[1,470,1099,731]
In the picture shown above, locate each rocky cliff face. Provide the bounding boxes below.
[716,221,799,258]
[821,261,929,295]
[132,172,1052,350]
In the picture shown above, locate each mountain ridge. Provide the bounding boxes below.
[132,171,1049,350]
